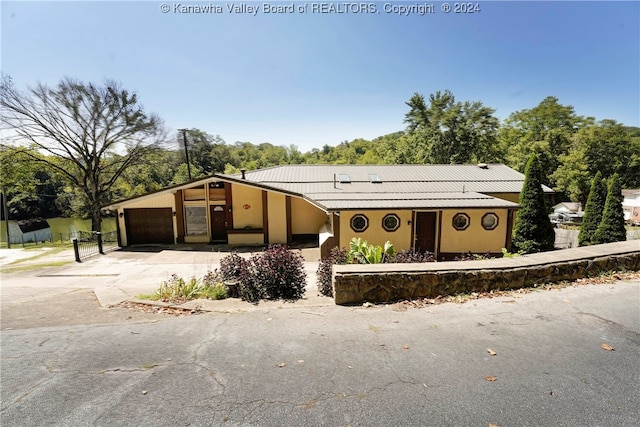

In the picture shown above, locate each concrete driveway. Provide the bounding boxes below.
[0,245,328,314]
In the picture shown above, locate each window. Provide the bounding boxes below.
[482,213,499,230]
[185,206,207,235]
[382,214,400,232]
[452,213,470,231]
[350,214,369,232]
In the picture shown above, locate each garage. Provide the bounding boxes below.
[124,208,174,245]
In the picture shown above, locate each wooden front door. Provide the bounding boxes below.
[210,205,228,242]
[415,212,437,253]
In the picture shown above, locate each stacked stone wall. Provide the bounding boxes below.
[333,252,640,305]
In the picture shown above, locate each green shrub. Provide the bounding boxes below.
[199,282,228,300]
[579,171,607,246]
[592,173,626,244]
[512,154,555,253]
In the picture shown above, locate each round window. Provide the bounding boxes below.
[452,213,470,231]
[350,214,369,232]
[382,214,400,232]
[482,213,499,230]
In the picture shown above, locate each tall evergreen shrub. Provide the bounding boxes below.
[592,173,626,244]
[578,171,607,246]
[512,154,555,253]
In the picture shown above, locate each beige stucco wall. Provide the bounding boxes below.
[232,185,263,229]
[228,232,265,245]
[339,210,413,251]
[267,192,287,243]
[439,209,509,254]
[291,198,328,234]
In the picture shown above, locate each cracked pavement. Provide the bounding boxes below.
[1,279,639,426]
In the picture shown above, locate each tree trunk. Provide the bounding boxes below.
[91,202,102,232]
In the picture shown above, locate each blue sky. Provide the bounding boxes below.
[2,1,638,152]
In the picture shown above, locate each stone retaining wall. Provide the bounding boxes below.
[332,251,640,305]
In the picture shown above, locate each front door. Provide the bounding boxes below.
[415,212,437,253]
[210,205,228,242]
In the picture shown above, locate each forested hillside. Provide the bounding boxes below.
[2,84,639,222]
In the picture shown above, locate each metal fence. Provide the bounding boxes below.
[72,231,119,262]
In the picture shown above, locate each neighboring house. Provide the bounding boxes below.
[622,189,640,225]
[6,219,52,245]
[550,202,583,226]
[104,164,553,259]
[552,202,581,214]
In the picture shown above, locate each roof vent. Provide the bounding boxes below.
[240,168,247,179]
[477,163,488,169]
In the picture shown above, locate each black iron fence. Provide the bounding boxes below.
[72,231,119,262]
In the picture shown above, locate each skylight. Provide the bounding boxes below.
[369,174,382,183]
[338,174,351,183]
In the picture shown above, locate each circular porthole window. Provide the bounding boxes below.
[350,214,369,232]
[452,213,470,231]
[482,213,499,230]
[382,214,400,232]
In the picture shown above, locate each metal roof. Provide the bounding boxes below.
[310,192,519,210]
[223,164,551,211]
[238,163,538,183]
[108,164,538,211]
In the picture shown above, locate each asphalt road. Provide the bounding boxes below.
[1,279,639,426]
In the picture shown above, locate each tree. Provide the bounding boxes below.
[402,90,501,164]
[553,120,640,204]
[592,174,626,244]
[499,96,593,188]
[511,154,555,253]
[0,76,166,231]
[578,171,607,246]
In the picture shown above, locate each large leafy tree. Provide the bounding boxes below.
[402,90,502,164]
[0,76,166,231]
[553,120,640,205]
[512,154,556,253]
[592,174,626,245]
[178,129,240,176]
[499,96,593,188]
[578,171,607,246]
[0,146,66,219]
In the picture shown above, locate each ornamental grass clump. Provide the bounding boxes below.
[145,273,228,303]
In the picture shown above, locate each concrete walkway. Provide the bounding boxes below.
[1,241,638,313]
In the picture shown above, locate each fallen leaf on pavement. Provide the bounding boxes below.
[600,343,615,351]
[487,348,497,356]
[278,363,286,368]
[142,390,148,395]
[485,375,497,382]
[403,344,410,350]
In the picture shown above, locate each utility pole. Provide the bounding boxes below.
[178,128,192,181]
[1,189,10,248]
